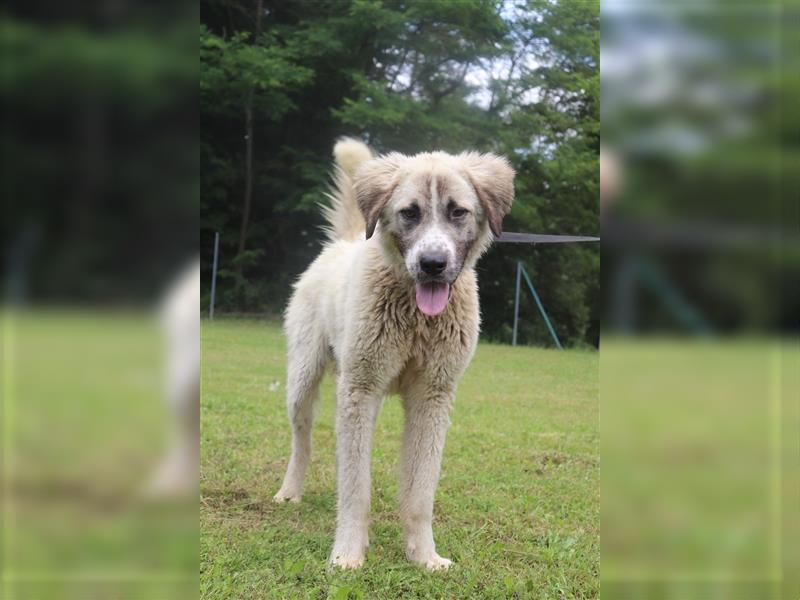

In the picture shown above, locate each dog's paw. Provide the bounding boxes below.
[424,554,452,571]
[329,536,367,570]
[272,489,301,503]
[406,541,452,571]
[329,553,364,570]
[412,552,452,572]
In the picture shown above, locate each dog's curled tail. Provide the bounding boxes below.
[321,137,372,242]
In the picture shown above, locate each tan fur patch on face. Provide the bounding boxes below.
[381,162,483,283]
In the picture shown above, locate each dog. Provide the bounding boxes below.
[274,138,514,570]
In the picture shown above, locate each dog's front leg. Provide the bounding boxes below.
[330,379,382,569]
[399,386,454,571]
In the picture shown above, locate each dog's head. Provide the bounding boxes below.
[354,151,515,316]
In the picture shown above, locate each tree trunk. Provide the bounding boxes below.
[237,100,254,259]
[234,0,264,291]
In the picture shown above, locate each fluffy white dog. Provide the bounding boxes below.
[274,138,515,570]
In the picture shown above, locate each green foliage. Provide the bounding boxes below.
[2,17,197,301]
[200,23,312,119]
[201,0,599,346]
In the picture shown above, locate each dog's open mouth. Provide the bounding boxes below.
[415,281,450,316]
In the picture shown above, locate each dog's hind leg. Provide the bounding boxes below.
[274,324,328,503]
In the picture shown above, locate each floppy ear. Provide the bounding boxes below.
[353,153,404,239]
[460,152,516,237]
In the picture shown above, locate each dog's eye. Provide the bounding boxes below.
[450,207,469,219]
[399,206,420,221]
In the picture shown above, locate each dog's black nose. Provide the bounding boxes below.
[420,253,447,276]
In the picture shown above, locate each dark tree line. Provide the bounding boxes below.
[201,0,599,346]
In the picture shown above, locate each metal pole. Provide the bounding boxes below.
[613,255,637,334]
[512,261,521,346]
[519,263,563,350]
[209,231,220,320]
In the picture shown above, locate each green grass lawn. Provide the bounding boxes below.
[601,337,796,598]
[2,310,197,600]
[201,319,599,599]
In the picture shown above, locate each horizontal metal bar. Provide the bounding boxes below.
[602,218,798,249]
[497,232,600,244]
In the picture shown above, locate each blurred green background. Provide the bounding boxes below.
[600,2,798,598]
[2,3,198,599]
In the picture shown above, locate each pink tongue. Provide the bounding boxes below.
[415,282,450,316]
